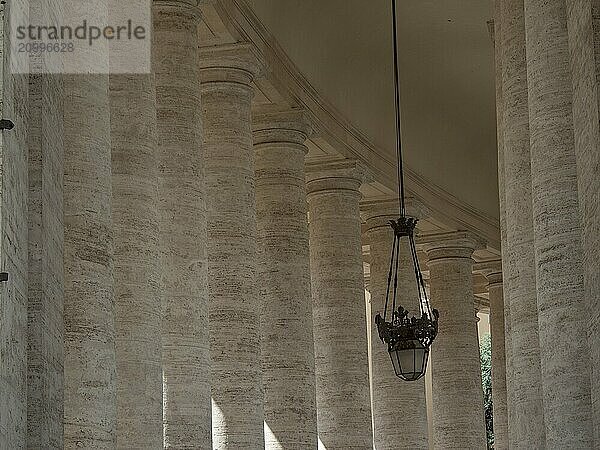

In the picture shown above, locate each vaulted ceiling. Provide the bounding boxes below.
[248,0,498,220]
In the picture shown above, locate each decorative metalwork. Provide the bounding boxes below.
[374,0,439,382]
[375,306,439,352]
[374,216,439,381]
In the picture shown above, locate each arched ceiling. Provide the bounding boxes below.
[247,0,499,220]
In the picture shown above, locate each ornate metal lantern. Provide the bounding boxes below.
[374,0,439,382]
[374,217,439,381]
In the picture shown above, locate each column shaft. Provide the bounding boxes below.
[254,110,318,449]
[110,72,162,448]
[0,41,29,449]
[27,72,64,449]
[566,1,600,444]
[424,233,486,450]
[487,273,508,450]
[154,1,211,447]
[500,0,546,446]
[364,201,428,450]
[492,8,516,442]
[201,43,264,448]
[307,163,373,449]
[63,73,115,448]
[525,0,593,446]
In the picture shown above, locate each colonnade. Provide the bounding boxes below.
[2,0,599,449]
[1,0,493,442]
[494,0,600,448]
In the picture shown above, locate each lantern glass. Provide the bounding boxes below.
[389,339,429,381]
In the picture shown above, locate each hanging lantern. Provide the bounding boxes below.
[374,217,439,381]
[374,0,439,382]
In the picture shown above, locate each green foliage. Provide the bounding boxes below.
[480,333,494,448]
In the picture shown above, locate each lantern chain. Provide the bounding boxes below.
[391,0,406,218]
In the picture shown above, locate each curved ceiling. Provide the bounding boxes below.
[248,0,499,220]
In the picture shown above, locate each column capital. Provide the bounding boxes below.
[473,260,503,287]
[486,272,503,287]
[420,231,485,262]
[474,296,490,315]
[252,108,312,146]
[152,0,204,20]
[361,197,429,230]
[305,159,371,197]
[199,43,265,87]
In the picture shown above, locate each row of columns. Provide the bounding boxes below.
[494,0,600,447]
[22,0,375,444]
[8,1,504,449]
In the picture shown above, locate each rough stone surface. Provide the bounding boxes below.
[306,161,373,449]
[492,11,515,444]
[500,1,547,447]
[26,72,64,449]
[254,110,318,449]
[485,269,508,450]
[0,12,29,445]
[154,1,211,447]
[566,1,600,444]
[525,0,594,446]
[422,232,487,450]
[200,43,265,449]
[110,73,162,449]
[63,72,116,448]
[363,199,429,450]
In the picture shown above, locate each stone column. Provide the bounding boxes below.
[479,263,508,450]
[110,69,162,447]
[0,22,31,447]
[154,1,211,447]
[253,109,318,449]
[306,160,373,449]
[500,0,546,446]
[200,43,265,449]
[565,2,600,443]
[492,8,516,441]
[524,0,593,446]
[422,232,486,450]
[363,199,428,450]
[27,68,64,448]
[63,72,115,447]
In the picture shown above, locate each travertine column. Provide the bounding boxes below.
[524,0,593,446]
[423,232,486,450]
[500,1,546,447]
[491,9,516,441]
[200,43,265,449]
[63,72,115,447]
[253,109,318,449]
[0,24,30,447]
[480,264,508,450]
[306,160,373,449]
[110,70,162,448]
[154,1,211,447]
[363,199,428,450]
[27,71,64,448]
[566,2,600,443]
